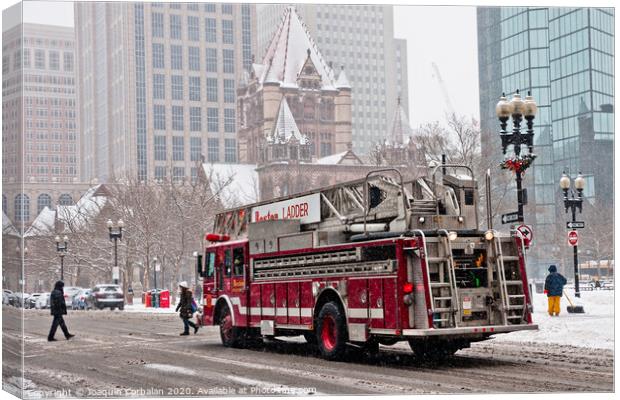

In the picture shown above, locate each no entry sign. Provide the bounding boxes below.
[568,230,579,246]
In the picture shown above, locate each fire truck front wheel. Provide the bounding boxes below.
[316,302,348,360]
[218,304,241,348]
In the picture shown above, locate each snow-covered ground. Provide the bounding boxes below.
[123,301,177,314]
[490,289,614,350]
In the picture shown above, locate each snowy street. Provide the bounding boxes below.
[2,290,613,397]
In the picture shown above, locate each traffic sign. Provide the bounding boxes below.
[112,267,120,280]
[517,224,534,247]
[501,211,520,225]
[567,221,585,229]
[568,230,579,246]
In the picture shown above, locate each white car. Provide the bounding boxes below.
[35,293,51,309]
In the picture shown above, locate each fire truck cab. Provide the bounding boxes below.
[198,166,537,360]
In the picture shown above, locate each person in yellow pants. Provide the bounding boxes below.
[544,265,567,316]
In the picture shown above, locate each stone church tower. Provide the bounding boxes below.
[374,98,422,167]
[237,6,352,164]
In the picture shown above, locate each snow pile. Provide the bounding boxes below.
[490,289,614,350]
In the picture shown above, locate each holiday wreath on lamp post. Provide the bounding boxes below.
[500,153,537,174]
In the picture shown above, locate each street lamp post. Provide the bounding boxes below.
[54,235,68,281]
[152,257,160,290]
[107,219,124,285]
[495,90,538,223]
[560,171,586,298]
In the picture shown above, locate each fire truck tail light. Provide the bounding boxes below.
[205,233,230,242]
[403,282,414,294]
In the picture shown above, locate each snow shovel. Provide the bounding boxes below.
[563,290,585,313]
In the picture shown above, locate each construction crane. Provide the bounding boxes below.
[431,62,456,117]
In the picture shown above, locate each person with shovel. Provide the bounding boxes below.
[544,265,567,316]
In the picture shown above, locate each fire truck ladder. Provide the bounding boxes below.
[413,229,459,328]
[492,234,526,325]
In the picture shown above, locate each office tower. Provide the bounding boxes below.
[75,2,256,183]
[256,4,408,156]
[477,7,614,271]
[2,23,84,226]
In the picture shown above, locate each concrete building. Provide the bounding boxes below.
[477,7,614,273]
[237,7,352,164]
[255,4,408,156]
[2,23,83,227]
[75,2,256,183]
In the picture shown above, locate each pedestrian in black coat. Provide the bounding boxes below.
[48,281,75,341]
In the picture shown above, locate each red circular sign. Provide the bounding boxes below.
[568,230,579,246]
[517,225,534,247]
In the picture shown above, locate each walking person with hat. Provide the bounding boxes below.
[544,265,567,316]
[176,281,199,335]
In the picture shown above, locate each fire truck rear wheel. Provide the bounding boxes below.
[218,304,241,348]
[316,302,347,360]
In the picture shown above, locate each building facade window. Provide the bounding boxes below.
[190,137,202,161]
[35,49,45,69]
[152,12,164,37]
[223,49,234,73]
[152,43,164,68]
[172,105,184,130]
[206,48,217,72]
[222,20,234,44]
[170,44,183,69]
[37,193,52,213]
[208,138,220,162]
[58,194,73,205]
[187,16,200,41]
[206,18,217,42]
[49,51,59,70]
[190,107,201,131]
[172,136,184,161]
[153,74,165,99]
[224,139,237,162]
[171,75,183,100]
[204,3,215,12]
[170,14,182,39]
[224,108,235,132]
[223,79,235,103]
[14,194,30,222]
[23,49,30,68]
[207,108,219,132]
[154,135,166,161]
[153,104,166,130]
[155,166,166,179]
[189,76,201,101]
[188,46,200,71]
[206,78,218,102]
[172,167,185,182]
[222,3,233,14]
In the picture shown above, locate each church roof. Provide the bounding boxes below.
[270,97,309,145]
[388,98,413,145]
[335,66,351,89]
[259,6,336,90]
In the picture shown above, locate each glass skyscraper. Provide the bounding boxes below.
[477,7,614,274]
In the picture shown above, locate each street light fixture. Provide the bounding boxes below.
[107,219,124,284]
[560,171,586,298]
[496,90,538,224]
[55,235,68,280]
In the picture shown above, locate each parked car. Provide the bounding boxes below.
[3,289,13,305]
[35,293,51,309]
[71,289,92,310]
[26,293,42,309]
[63,286,82,303]
[86,284,124,310]
[14,293,30,308]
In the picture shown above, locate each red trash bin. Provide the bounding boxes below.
[159,290,170,308]
[144,292,152,307]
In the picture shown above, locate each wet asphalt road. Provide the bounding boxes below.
[2,306,613,397]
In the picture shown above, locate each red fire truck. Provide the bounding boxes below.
[197,167,537,360]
